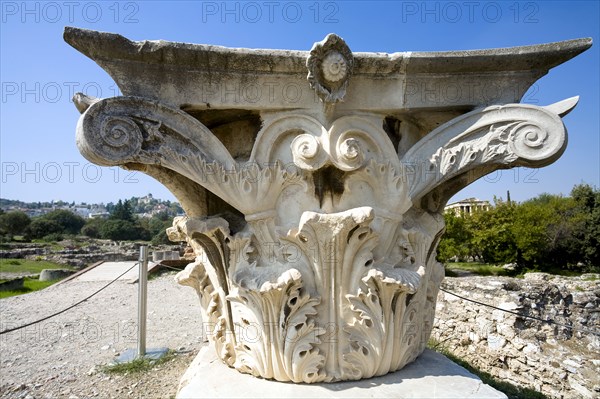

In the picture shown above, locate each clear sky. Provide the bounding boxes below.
[1,0,598,205]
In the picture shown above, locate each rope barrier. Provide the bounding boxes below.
[0,262,140,335]
[2,261,597,338]
[439,287,600,336]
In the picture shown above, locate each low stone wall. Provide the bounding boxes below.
[0,241,175,268]
[0,247,45,258]
[432,273,600,398]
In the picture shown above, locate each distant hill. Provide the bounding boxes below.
[0,195,183,218]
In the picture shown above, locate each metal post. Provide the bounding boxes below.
[137,245,148,358]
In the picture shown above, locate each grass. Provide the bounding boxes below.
[0,259,74,299]
[101,350,175,374]
[0,258,74,274]
[444,268,459,277]
[581,275,599,281]
[444,262,509,276]
[0,277,59,299]
[148,269,177,281]
[428,339,548,399]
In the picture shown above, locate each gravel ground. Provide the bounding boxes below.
[0,272,205,398]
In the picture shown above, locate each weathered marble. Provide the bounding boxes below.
[177,347,508,398]
[65,27,591,383]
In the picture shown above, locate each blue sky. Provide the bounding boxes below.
[1,1,598,205]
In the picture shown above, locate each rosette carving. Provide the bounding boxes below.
[307,34,354,103]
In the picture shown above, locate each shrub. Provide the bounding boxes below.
[25,219,62,239]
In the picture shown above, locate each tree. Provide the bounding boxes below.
[0,211,31,236]
[437,212,472,262]
[26,219,62,239]
[511,192,594,271]
[151,229,173,245]
[469,200,517,264]
[100,219,140,241]
[81,218,106,238]
[572,183,596,211]
[43,210,85,235]
[110,200,134,222]
[584,203,600,269]
[571,184,600,269]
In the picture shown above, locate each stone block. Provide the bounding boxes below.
[39,269,74,281]
[177,347,508,398]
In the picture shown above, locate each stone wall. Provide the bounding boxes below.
[0,241,183,268]
[432,273,600,399]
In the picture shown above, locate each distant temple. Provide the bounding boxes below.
[445,198,491,216]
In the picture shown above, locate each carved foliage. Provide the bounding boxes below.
[169,217,237,365]
[172,203,441,382]
[76,91,577,384]
[229,269,326,383]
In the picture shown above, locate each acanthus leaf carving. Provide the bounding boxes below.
[74,84,579,384]
[228,268,326,383]
[68,30,589,387]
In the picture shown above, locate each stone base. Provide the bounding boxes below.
[177,347,507,398]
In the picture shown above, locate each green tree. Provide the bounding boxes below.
[469,199,517,264]
[151,229,173,245]
[585,203,600,269]
[110,200,134,222]
[43,210,85,234]
[572,184,596,210]
[513,193,587,270]
[437,212,473,262]
[438,184,600,273]
[81,218,106,238]
[26,219,62,239]
[571,184,600,269]
[0,211,31,237]
[100,219,140,241]
[149,212,173,245]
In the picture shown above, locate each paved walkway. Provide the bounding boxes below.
[70,261,158,282]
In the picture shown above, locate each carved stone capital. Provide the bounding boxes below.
[73,92,580,382]
[68,29,591,383]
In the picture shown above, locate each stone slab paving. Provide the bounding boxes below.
[70,261,158,282]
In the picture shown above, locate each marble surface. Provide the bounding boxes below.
[177,347,508,398]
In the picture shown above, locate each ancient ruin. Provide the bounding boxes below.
[65,27,591,387]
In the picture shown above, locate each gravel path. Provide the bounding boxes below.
[0,272,205,398]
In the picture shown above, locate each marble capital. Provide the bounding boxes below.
[66,28,591,382]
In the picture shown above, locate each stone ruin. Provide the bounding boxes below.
[65,27,591,393]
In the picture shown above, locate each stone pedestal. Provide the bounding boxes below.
[65,27,591,391]
[177,347,507,398]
